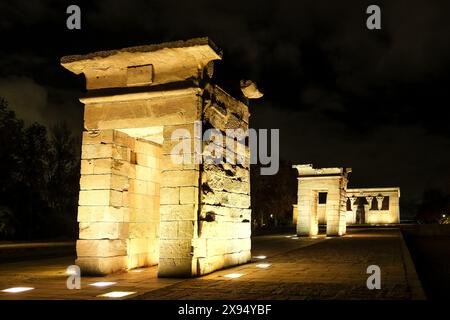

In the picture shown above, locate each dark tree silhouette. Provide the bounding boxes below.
[416,188,450,224]
[21,122,51,239]
[0,98,24,238]
[0,97,80,240]
[250,160,297,229]
[48,122,81,238]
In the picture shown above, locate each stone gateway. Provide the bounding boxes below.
[61,38,253,277]
[292,164,400,237]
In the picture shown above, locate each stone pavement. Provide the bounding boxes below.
[0,228,424,300]
[138,228,423,299]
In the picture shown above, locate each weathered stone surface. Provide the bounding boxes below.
[161,154,200,171]
[202,172,249,194]
[128,179,148,194]
[78,190,123,207]
[128,208,158,223]
[161,170,199,187]
[128,252,158,269]
[129,165,160,182]
[160,204,197,221]
[158,257,195,278]
[203,238,250,257]
[198,221,251,239]
[162,137,202,155]
[81,158,129,176]
[80,174,128,191]
[159,221,179,239]
[82,130,114,145]
[202,190,250,208]
[204,84,250,125]
[148,181,160,196]
[79,222,129,240]
[135,153,160,168]
[128,223,154,239]
[179,187,198,204]
[160,187,180,205]
[82,130,131,147]
[163,123,202,140]
[83,93,201,130]
[159,240,193,258]
[135,139,162,156]
[77,206,129,223]
[77,239,127,257]
[204,163,249,181]
[76,256,128,275]
[200,205,251,222]
[197,250,251,275]
[81,144,129,161]
[128,238,154,255]
[128,193,158,209]
[160,220,195,240]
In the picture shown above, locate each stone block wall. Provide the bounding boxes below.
[77,130,130,274]
[194,86,252,275]
[158,122,201,277]
[127,138,161,269]
[76,130,161,275]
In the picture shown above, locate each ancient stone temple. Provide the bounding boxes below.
[292,164,400,237]
[61,38,252,277]
[346,187,400,225]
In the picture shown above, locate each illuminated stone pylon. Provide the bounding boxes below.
[61,38,253,277]
[292,164,352,237]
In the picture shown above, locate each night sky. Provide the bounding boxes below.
[1,0,450,217]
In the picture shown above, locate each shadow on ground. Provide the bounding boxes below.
[403,234,450,300]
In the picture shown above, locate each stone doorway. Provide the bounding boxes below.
[356,200,366,224]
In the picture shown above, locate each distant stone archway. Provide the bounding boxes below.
[292,164,351,237]
[292,164,401,234]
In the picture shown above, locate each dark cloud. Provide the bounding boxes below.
[0,76,48,125]
[0,75,83,132]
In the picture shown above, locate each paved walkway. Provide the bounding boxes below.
[0,228,424,300]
